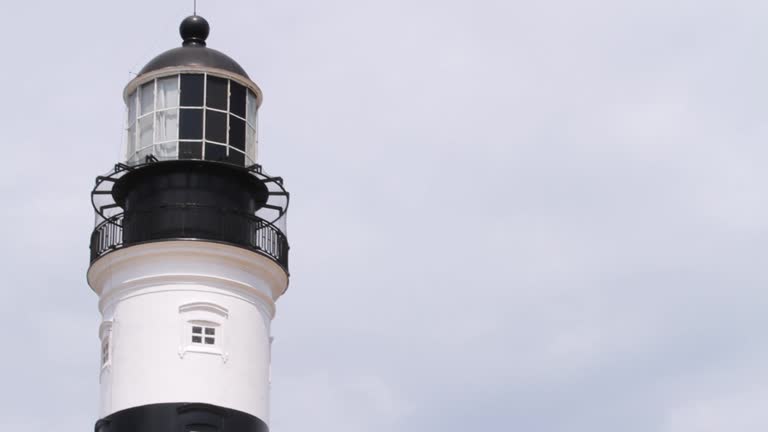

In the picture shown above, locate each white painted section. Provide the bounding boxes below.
[87,241,288,422]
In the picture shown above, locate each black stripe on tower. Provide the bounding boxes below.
[94,403,268,432]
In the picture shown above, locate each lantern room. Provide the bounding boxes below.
[122,15,262,167]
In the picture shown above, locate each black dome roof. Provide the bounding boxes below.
[139,15,249,78]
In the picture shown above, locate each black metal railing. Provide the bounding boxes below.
[90,205,289,271]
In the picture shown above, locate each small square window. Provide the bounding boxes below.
[191,325,217,346]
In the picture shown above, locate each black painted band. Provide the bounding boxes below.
[94,403,268,432]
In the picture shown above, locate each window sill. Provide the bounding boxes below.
[178,345,229,363]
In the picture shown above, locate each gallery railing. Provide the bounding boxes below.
[90,205,289,270]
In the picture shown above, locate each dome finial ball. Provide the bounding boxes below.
[180,15,210,47]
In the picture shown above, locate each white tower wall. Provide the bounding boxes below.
[88,241,288,423]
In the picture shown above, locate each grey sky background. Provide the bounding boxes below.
[1,0,767,430]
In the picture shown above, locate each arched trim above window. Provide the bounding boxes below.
[179,302,229,319]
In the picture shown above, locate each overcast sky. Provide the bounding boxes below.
[2,0,767,430]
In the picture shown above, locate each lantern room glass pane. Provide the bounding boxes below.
[157,76,179,109]
[230,83,246,117]
[136,146,153,163]
[179,109,203,139]
[229,116,245,151]
[156,142,177,160]
[206,76,228,111]
[229,149,245,166]
[246,125,256,162]
[140,82,154,115]
[179,141,202,159]
[127,124,136,157]
[127,92,137,125]
[246,92,257,125]
[180,74,204,106]
[205,110,227,143]
[138,116,153,149]
[205,143,227,161]
[156,109,178,142]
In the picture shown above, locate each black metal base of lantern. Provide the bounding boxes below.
[94,403,269,432]
[113,160,268,245]
[89,160,289,270]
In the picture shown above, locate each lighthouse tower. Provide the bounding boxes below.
[87,15,289,432]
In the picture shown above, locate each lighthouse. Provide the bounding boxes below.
[87,15,289,432]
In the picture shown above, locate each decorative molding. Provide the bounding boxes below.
[179,301,229,318]
[88,240,287,312]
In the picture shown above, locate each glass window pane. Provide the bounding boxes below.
[179,141,202,159]
[229,149,245,166]
[205,110,227,143]
[246,125,256,163]
[205,143,227,161]
[205,337,215,345]
[206,76,228,110]
[192,326,202,334]
[205,328,215,335]
[179,109,203,139]
[126,124,136,159]
[157,76,179,109]
[136,146,153,163]
[180,74,204,106]
[139,115,153,149]
[246,91,257,125]
[230,83,246,117]
[127,92,137,125]
[156,109,178,142]
[140,81,154,115]
[192,336,202,343]
[156,142,177,160]
[229,116,245,151]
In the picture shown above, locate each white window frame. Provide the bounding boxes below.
[178,302,229,362]
[190,322,218,346]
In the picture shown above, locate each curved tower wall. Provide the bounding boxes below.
[89,241,286,423]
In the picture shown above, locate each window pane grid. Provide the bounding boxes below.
[191,325,217,346]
